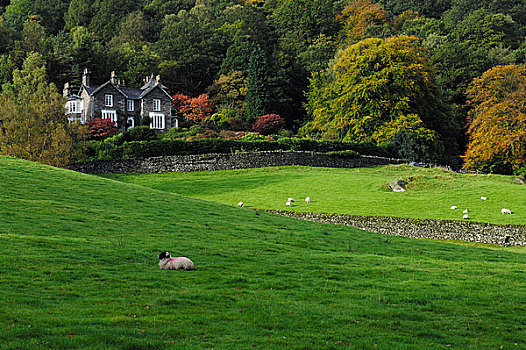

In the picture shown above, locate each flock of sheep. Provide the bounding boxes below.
[451,196,512,220]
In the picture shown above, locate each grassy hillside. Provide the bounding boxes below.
[1,157,525,349]
[106,165,526,225]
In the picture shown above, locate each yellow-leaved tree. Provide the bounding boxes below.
[464,64,526,174]
[303,35,459,163]
[0,52,88,167]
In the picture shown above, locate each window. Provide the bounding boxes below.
[105,94,113,107]
[66,101,80,114]
[150,112,165,129]
[101,109,118,126]
[127,100,134,111]
[153,99,161,111]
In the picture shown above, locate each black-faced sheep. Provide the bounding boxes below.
[157,251,195,270]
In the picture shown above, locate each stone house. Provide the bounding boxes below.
[64,69,177,132]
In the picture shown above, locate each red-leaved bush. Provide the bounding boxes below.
[86,117,117,140]
[172,93,213,122]
[251,114,286,135]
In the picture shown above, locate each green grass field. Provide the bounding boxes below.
[1,157,526,349]
[105,165,526,225]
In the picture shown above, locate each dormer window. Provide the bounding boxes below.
[105,94,113,107]
[127,100,134,112]
[153,99,161,111]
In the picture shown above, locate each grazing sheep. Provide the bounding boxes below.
[501,208,512,214]
[450,206,458,209]
[286,201,291,207]
[305,197,311,204]
[463,209,469,214]
[158,251,195,270]
[480,196,488,200]
[463,214,469,220]
[288,197,295,202]
[238,202,244,207]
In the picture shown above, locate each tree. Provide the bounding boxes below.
[463,64,526,173]
[337,0,390,43]
[304,35,459,158]
[246,45,269,121]
[0,52,88,166]
[171,93,213,122]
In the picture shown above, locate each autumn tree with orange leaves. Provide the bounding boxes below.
[463,64,526,174]
[337,0,390,43]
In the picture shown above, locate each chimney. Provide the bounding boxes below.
[63,82,71,97]
[82,68,90,87]
[155,75,161,85]
[110,71,117,84]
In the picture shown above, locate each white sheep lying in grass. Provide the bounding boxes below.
[463,214,469,220]
[286,201,291,207]
[480,196,488,200]
[288,197,295,203]
[450,206,458,209]
[158,252,195,270]
[463,209,469,213]
[238,202,244,207]
[501,208,512,214]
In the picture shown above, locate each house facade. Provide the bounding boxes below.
[64,69,177,132]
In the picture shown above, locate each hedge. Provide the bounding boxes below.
[85,138,394,161]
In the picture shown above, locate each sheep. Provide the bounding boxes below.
[450,206,458,209]
[286,201,291,207]
[463,214,469,220]
[238,202,244,207]
[305,197,311,204]
[288,197,295,203]
[158,251,195,270]
[501,208,512,214]
[480,196,488,200]
[463,209,469,214]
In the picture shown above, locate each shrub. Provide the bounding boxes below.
[86,118,117,140]
[123,126,159,143]
[252,114,286,135]
[327,150,360,158]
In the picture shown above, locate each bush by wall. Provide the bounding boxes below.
[84,138,394,161]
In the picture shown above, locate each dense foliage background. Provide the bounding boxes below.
[0,0,525,172]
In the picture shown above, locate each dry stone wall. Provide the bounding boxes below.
[70,151,526,246]
[70,151,405,174]
[267,210,526,246]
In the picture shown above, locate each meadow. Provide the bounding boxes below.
[0,156,525,349]
[106,165,526,225]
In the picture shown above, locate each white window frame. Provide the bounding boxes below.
[127,100,134,111]
[127,116,135,130]
[105,94,113,107]
[149,112,165,129]
[101,109,118,126]
[153,98,161,111]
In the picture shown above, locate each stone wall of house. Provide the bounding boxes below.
[70,151,406,174]
[141,87,172,129]
[267,210,526,246]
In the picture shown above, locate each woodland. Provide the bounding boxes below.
[0,0,525,174]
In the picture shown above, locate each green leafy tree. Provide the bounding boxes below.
[64,0,94,30]
[246,45,269,121]
[0,52,88,166]
[304,35,458,158]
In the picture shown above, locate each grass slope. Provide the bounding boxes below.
[106,165,526,225]
[0,157,525,349]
